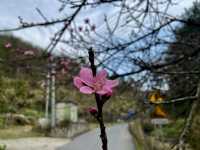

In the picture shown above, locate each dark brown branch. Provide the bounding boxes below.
[146,96,197,105]
[88,48,108,150]
[47,0,87,53]
[0,17,69,32]
[178,83,200,150]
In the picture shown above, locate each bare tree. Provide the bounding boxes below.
[1,0,200,149]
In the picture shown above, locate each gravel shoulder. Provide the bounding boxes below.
[0,137,70,150]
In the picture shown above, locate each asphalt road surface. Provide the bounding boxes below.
[57,123,135,150]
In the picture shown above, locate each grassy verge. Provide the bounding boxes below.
[150,119,184,139]
[129,119,173,150]
[0,125,44,139]
[129,119,147,150]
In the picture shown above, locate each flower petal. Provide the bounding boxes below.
[96,86,112,95]
[96,90,108,95]
[105,79,119,88]
[79,68,94,86]
[96,69,107,80]
[80,86,94,94]
[73,77,84,89]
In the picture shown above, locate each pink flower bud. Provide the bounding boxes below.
[78,26,83,32]
[84,18,90,24]
[91,25,96,31]
[87,107,98,114]
[64,22,69,26]
[68,28,73,32]
[47,53,53,62]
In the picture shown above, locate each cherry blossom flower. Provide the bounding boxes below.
[73,67,118,95]
[4,42,12,48]
[24,50,35,56]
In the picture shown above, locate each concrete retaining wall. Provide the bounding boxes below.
[50,122,89,138]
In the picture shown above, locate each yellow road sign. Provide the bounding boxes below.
[149,91,164,103]
[148,91,167,118]
[152,105,167,118]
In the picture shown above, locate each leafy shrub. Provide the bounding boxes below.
[21,109,42,118]
[162,119,184,138]
[188,112,200,149]
[143,122,154,134]
[0,144,6,150]
[0,116,5,129]
[58,119,70,127]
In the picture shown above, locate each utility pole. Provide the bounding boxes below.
[45,54,57,128]
[50,61,56,128]
[45,71,50,119]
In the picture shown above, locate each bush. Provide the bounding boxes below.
[143,122,154,134]
[0,116,5,129]
[22,109,42,118]
[161,119,184,138]
[57,119,70,127]
[0,144,6,150]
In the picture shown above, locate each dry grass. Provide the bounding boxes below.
[0,125,44,139]
[129,119,171,150]
[129,119,148,150]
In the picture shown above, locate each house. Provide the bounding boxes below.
[56,100,78,124]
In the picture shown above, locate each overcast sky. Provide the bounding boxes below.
[0,0,197,50]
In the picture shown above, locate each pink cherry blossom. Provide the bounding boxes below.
[73,67,118,95]
[4,42,12,48]
[24,50,35,56]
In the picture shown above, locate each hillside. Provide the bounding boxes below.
[0,34,138,122]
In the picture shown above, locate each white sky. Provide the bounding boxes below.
[0,0,197,50]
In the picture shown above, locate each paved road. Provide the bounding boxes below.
[57,124,135,150]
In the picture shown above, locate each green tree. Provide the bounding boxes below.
[163,1,200,116]
[166,1,200,97]
[163,2,200,149]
